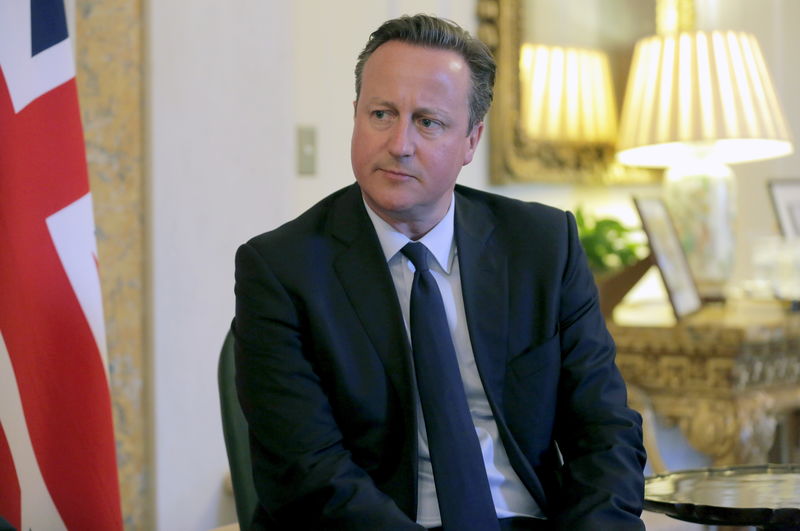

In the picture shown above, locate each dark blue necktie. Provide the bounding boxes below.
[401,242,500,531]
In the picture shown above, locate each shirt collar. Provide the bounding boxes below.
[363,194,456,273]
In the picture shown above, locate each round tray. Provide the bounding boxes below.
[644,464,800,529]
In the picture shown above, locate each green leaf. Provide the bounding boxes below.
[574,207,644,274]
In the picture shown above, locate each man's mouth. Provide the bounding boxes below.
[378,167,416,180]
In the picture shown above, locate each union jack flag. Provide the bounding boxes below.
[0,1,123,529]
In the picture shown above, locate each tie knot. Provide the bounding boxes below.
[401,242,430,272]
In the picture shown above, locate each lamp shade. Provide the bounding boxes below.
[519,43,617,144]
[617,30,793,167]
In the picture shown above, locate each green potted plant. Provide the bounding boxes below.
[574,206,651,318]
[575,207,644,274]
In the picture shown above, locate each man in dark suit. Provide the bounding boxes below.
[234,14,645,530]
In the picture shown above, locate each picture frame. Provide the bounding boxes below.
[634,197,702,320]
[768,179,800,238]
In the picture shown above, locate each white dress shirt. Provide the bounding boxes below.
[363,195,543,527]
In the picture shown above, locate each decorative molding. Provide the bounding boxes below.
[478,0,661,184]
[75,0,148,528]
[612,312,800,465]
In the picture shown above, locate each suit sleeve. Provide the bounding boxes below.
[233,242,423,530]
[549,211,646,530]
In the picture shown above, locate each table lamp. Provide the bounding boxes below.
[616,0,794,297]
[519,43,617,146]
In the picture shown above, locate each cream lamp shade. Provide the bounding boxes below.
[617,30,793,167]
[519,43,617,145]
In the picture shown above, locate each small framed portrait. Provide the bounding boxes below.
[634,197,702,320]
[768,179,800,238]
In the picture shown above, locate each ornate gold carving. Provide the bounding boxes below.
[613,310,800,466]
[476,0,500,50]
[646,394,777,465]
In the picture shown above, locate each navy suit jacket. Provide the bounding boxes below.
[234,183,645,530]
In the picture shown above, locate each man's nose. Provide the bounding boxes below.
[387,119,415,158]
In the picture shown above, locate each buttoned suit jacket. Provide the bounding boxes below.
[234,183,646,530]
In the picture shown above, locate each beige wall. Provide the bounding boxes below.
[147,1,294,529]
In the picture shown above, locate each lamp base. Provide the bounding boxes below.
[664,160,735,300]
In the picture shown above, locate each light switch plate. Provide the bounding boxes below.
[297,126,316,176]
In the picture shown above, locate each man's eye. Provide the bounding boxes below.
[419,118,440,129]
[373,110,387,119]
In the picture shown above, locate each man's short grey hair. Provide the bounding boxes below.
[354,14,496,133]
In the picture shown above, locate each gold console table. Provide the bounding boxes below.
[611,303,800,466]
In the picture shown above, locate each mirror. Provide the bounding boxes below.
[477,0,662,184]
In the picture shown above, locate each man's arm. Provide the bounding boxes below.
[549,211,646,530]
[234,241,422,530]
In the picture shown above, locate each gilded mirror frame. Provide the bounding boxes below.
[477,0,661,185]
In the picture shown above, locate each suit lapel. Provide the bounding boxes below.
[454,190,509,409]
[455,189,550,510]
[329,185,416,421]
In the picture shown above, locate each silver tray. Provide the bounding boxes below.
[645,464,800,529]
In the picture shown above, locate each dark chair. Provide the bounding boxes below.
[218,329,259,529]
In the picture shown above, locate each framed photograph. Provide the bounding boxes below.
[768,179,800,238]
[634,197,702,320]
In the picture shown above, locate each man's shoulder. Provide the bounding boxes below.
[244,183,360,250]
[454,184,567,224]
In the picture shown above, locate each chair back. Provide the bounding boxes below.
[218,329,259,528]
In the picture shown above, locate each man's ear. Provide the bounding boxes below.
[352,100,358,118]
[462,121,484,166]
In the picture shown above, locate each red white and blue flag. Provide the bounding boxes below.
[0,1,123,529]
